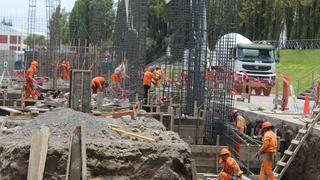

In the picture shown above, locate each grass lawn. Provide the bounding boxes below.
[277,49,320,94]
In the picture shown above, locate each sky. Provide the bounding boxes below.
[0,0,118,33]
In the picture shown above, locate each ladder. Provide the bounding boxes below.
[273,108,320,179]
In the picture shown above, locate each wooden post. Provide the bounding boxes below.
[169,106,174,131]
[27,127,50,180]
[147,89,150,105]
[65,124,87,180]
[190,159,198,180]
[193,101,198,118]
[97,92,103,112]
[69,70,92,113]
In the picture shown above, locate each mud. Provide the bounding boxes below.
[0,108,192,180]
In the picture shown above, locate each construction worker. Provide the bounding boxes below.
[91,76,107,93]
[24,60,38,100]
[60,60,69,80]
[111,60,127,84]
[231,109,247,158]
[153,65,162,87]
[143,67,154,103]
[256,121,277,180]
[219,148,243,180]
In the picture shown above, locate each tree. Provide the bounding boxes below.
[1,18,13,26]
[146,0,168,61]
[69,0,115,46]
[25,35,47,48]
[49,6,62,47]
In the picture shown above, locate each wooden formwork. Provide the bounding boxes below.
[69,70,92,113]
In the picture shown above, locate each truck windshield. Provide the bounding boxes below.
[238,48,275,62]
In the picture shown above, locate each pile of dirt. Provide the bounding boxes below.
[283,133,320,180]
[0,108,192,180]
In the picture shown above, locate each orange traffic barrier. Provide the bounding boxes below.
[303,95,310,115]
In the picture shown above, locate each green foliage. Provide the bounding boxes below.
[49,6,62,47]
[208,0,320,41]
[146,0,169,62]
[69,0,115,46]
[234,0,320,40]
[277,49,320,93]
[25,34,47,47]
[1,18,12,26]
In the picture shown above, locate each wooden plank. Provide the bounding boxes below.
[112,111,135,119]
[69,70,92,113]
[27,127,50,180]
[81,123,87,180]
[65,125,87,180]
[191,159,198,180]
[169,107,174,131]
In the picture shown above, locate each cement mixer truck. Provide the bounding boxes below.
[215,33,277,96]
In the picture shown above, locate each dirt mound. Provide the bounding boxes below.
[0,108,192,180]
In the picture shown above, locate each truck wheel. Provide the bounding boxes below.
[263,87,272,96]
[254,88,262,95]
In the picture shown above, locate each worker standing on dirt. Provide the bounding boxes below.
[91,76,107,93]
[256,121,277,180]
[219,148,243,180]
[143,67,154,103]
[24,60,39,100]
[231,109,247,158]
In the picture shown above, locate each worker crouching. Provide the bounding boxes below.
[256,121,277,180]
[24,60,38,100]
[91,76,107,93]
[219,148,243,180]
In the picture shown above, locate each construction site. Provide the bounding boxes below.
[0,0,320,179]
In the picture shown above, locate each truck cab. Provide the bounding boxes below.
[233,43,276,95]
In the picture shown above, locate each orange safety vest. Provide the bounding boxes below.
[260,130,278,153]
[220,156,243,177]
[143,70,153,86]
[91,76,105,90]
[25,65,37,83]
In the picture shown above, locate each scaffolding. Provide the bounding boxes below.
[204,0,237,145]
[114,0,148,99]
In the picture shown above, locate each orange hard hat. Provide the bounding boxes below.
[261,121,273,129]
[231,109,239,116]
[31,60,38,67]
[220,148,231,156]
[147,67,153,72]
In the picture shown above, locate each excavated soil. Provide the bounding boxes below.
[283,133,320,180]
[0,108,192,180]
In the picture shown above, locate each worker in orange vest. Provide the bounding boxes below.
[24,60,38,100]
[153,65,162,87]
[143,67,154,103]
[256,121,277,180]
[231,109,247,158]
[60,60,69,80]
[219,148,243,180]
[91,76,107,93]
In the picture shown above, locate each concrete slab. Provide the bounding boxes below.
[234,95,320,135]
